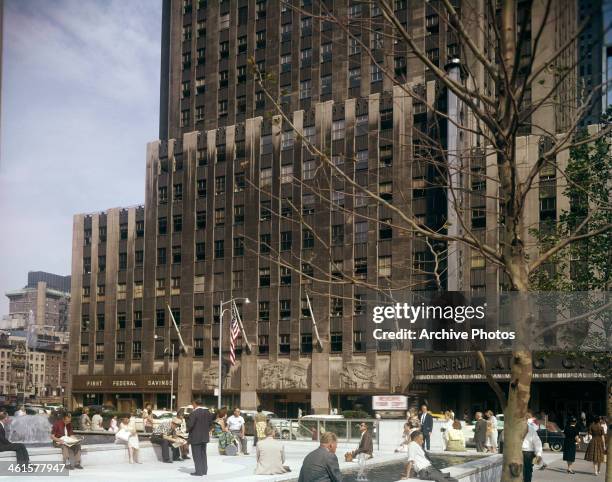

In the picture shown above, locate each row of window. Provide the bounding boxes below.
[84,221,144,246]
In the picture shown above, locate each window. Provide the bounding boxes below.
[156,277,166,296]
[331,332,342,352]
[232,270,243,290]
[158,217,167,235]
[156,309,165,327]
[332,120,345,140]
[219,40,229,58]
[97,284,105,297]
[182,52,191,70]
[256,30,266,48]
[173,183,183,201]
[299,80,312,100]
[356,115,368,136]
[132,341,142,360]
[171,276,181,294]
[280,54,292,73]
[379,182,393,201]
[379,218,392,239]
[195,242,205,261]
[302,193,315,214]
[277,165,293,186]
[280,334,290,354]
[233,237,244,256]
[196,48,205,65]
[134,282,143,299]
[195,179,206,198]
[319,74,332,95]
[371,63,383,82]
[158,185,168,203]
[258,335,269,354]
[214,240,224,258]
[215,208,225,226]
[116,342,125,360]
[279,266,292,285]
[472,209,486,229]
[349,67,361,86]
[301,334,312,354]
[302,229,314,249]
[193,338,204,357]
[259,267,270,286]
[194,274,205,292]
[219,13,230,30]
[349,36,361,55]
[194,210,206,230]
[96,313,105,331]
[173,214,183,232]
[98,255,106,272]
[117,282,126,300]
[301,16,312,34]
[83,257,91,274]
[195,306,205,324]
[357,150,369,170]
[182,25,192,41]
[260,201,272,220]
[81,314,90,331]
[378,256,392,277]
[281,198,292,218]
[303,160,316,180]
[371,30,383,49]
[302,262,313,279]
[379,145,393,167]
[300,48,312,67]
[280,299,291,320]
[355,257,367,277]
[181,109,190,127]
[260,167,272,187]
[259,301,270,321]
[281,22,292,42]
[354,330,365,351]
[354,294,365,315]
[195,106,205,122]
[348,4,362,17]
[332,190,344,208]
[281,231,292,251]
[218,99,228,116]
[332,225,344,245]
[321,43,332,62]
[80,345,89,362]
[172,245,181,264]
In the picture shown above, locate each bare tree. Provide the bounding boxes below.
[245,1,610,480]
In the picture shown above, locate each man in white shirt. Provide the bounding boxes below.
[227,408,248,455]
[522,420,543,482]
[405,431,458,481]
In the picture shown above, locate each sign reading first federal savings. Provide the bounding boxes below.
[72,374,174,392]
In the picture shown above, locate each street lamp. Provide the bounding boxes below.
[218,297,250,409]
[154,334,175,412]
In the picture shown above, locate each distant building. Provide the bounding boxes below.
[3,271,71,332]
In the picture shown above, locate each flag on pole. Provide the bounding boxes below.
[229,303,241,366]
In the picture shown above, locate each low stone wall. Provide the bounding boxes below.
[399,454,502,482]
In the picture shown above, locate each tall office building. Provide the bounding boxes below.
[69,1,605,417]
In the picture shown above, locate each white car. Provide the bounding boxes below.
[132,410,175,431]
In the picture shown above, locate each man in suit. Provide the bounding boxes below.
[0,412,29,464]
[186,399,213,476]
[298,431,342,482]
[473,412,487,452]
[419,404,434,450]
[255,425,290,475]
[351,422,373,459]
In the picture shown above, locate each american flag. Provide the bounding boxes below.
[229,303,241,366]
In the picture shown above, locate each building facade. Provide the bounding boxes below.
[69,0,604,418]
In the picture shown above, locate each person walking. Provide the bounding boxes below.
[51,413,83,470]
[584,416,606,476]
[562,417,580,474]
[79,408,91,431]
[419,404,434,451]
[485,410,498,453]
[115,415,141,464]
[186,399,214,476]
[405,431,458,481]
[227,407,249,455]
[0,412,29,463]
[444,420,465,452]
[522,419,543,482]
[298,431,342,482]
[255,426,290,475]
[473,412,487,453]
[253,406,268,448]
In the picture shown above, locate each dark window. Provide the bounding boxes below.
[233,237,244,256]
[156,309,165,327]
[280,231,292,251]
[136,221,144,237]
[80,345,89,362]
[117,313,126,330]
[280,266,292,285]
[354,294,365,315]
[234,205,244,224]
[99,226,107,242]
[96,313,105,331]
[301,334,312,354]
[157,247,167,265]
[116,342,125,360]
[302,229,314,248]
[215,176,226,195]
[135,250,144,265]
[158,217,167,235]
[83,257,91,274]
[194,338,204,357]
[196,210,206,229]
[258,335,269,354]
[195,306,205,324]
[302,262,313,278]
[331,332,342,352]
[134,311,142,328]
[353,330,365,352]
[332,225,344,245]
[132,341,142,360]
[120,223,128,240]
[234,172,245,191]
[81,314,89,332]
[117,253,127,270]
[214,240,224,258]
[260,233,271,253]
[172,246,181,263]
[173,183,183,201]
[259,267,270,287]
[197,179,207,197]
[173,214,183,232]
[279,334,290,354]
[280,299,291,320]
[379,218,392,239]
[331,297,343,316]
[260,201,272,220]
[259,301,270,321]
[98,256,106,272]
[196,242,205,261]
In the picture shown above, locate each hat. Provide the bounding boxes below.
[172,417,182,424]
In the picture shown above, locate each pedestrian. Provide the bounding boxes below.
[255,425,290,475]
[213,407,236,455]
[405,430,458,481]
[419,404,434,451]
[473,412,487,453]
[115,415,141,464]
[0,412,29,463]
[227,407,249,455]
[151,418,183,463]
[562,417,580,474]
[444,420,465,452]
[485,410,498,453]
[91,409,104,431]
[51,413,83,470]
[253,406,267,448]
[298,431,342,482]
[79,408,91,431]
[142,404,154,433]
[186,398,214,476]
[441,411,453,450]
[584,416,606,476]
[395,422,412,453]
[522,417,543,482]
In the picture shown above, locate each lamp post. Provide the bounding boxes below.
[218,298,250,409]
[154,335,175,412]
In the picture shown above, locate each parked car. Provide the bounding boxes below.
[132,410,174,431]
[24,405,49,415]
[535,420,564,452]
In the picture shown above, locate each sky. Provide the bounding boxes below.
[0,0,162,315]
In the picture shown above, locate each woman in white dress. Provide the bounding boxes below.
[441,411,454,450]
[91,411,104,431]
[108,416,119,434]
[485,410,498,453]
[115,416,141,463]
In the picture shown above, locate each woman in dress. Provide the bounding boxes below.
[485,410,498,453]
[445,420,466,452]
[395,423,412,453]
[562,417,580,474]
[142,404,154,433]
[108,415,119,434]
[440,411,453,450]
[115,415,141,464]
[584,416,606,476]
[213,407,236,455]
[91,410,104,431]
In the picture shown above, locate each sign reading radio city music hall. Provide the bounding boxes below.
[372,396,408,411]
[72,374,174,392]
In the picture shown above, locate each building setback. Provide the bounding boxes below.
[69,0,605,418]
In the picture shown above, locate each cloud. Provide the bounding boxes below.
[0,0,162,314]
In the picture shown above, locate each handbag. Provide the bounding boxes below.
[115,429,131,443]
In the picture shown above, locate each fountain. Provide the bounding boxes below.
[7,415,52,444]
[355,453,369,481]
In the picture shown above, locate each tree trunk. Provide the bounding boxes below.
[607,379,611,482]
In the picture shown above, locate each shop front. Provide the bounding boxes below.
[71,374,176,412]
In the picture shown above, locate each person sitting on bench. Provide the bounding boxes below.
[0,412,29,464]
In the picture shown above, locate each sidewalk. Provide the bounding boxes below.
[537,453,605,481]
